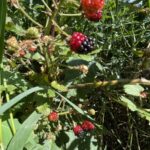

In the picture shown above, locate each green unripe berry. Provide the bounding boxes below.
[26,27,40,39]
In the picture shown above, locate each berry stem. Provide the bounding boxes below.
[45,0,65,34]
[52,20,70,37]
[59,13,82,16]
[69,78,150,88]
[59,111,70,116]
[41,0,52,13]
[52,0,58,9]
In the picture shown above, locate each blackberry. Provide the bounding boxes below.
[73,125,84,137]
[85,9,102,22]
[78,37,95,54]
[69,32,95,54]
[81,0,105,13]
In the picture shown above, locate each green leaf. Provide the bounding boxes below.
[2,119,20,149]
[36,103,50,115]
[120,96,150,122]
[66,89,77,98]
[56,131,98,150]
[66,53,94,64]
[24,133,41,150]
[0,87,44,115]
[0,0,7,63]
[47,89,56,97]
[51,81,68,92]
[32,52,44,60]
[123,84,144,96]
[45,140,61,150]
[7,111,41,150]
[138,109,150,122]
[0,85,5,94]
[6,85,17,95]
[120,96,137,111]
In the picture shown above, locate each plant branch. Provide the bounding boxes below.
[45,0,65,34]
[16,0,43,28]
[52,20,70,37]
[69,78,150,88]
[41,0,52,13]
[59,13,82,16]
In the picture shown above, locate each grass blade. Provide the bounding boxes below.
[0,0,7,63]
[0,87,44,115]
[7,111,41,150]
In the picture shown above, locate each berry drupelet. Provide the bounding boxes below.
[73,125,84,137]
[81,120,95,131]
[69,32,95,54]
[48,111,59,122]
[81,0,105,13]
[85,9,102,22]
[81,0,104,22]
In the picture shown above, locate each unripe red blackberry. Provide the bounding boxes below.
[85,9,102,22]
[81,120,95,131]
[28,45,37,52]
[73,125,84,137]
[69,32,95,54]
[81,0,104,13]
[18,49,26,57]
[48,111,59,122]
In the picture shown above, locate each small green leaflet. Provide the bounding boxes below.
[123,84,144,96]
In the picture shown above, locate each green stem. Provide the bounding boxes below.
[41,0,52,13]
[16,0,43,28]
[69,78,150,88]
[45,0,65,34]
[52,20,70,37]
[52,0,58,9]
[59,111,70,116]
[59,13,82,16]
[3,79,16,135]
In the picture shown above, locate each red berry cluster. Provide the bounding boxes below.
[81,0,105,21]
[69,32,95,54]
[73,120,95,137]
[48,111,59,122]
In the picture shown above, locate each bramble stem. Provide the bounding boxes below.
[69,78,150,88]
[16,0,43,28]
[41,0,52,13]
[59,111,70,116]
[59,13,82,16]
[52,20,70,37]
[45,0,65,34]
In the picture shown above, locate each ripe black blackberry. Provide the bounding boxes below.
[78,37,95,54]
[69,32,95,54]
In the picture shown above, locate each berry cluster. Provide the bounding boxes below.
[81,0,104,22]
[73,120,95,137]
[69,32,95,54]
